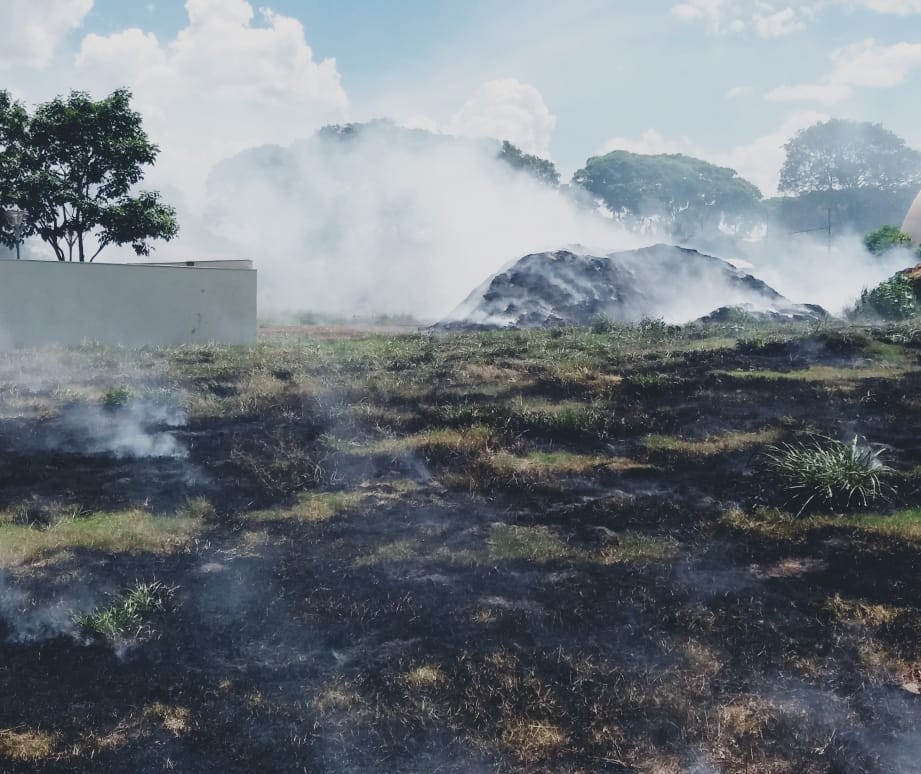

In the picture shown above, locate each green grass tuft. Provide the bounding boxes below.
[761,436,895,515]
[75,580,173,639]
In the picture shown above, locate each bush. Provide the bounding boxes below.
[864,225,913,256]
[854,274,919,320]
[101,386,132,409]
[761,436,894,514]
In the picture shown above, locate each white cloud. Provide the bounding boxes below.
[598,111,829,196]
[447,79,556,158]
[75,0,348,206]
[755,7,805,37]
[671,0,921,35]
[726,85,753,98]
[838,0,921,12]
[767,39,921,103]
[670,0,745,32]
[0,0,92,68]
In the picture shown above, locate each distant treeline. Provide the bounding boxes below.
[320,117,921,242]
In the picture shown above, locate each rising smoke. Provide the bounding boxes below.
[159,120,915,324]
[182,123,642,322]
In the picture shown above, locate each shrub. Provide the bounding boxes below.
[101,386,132,409]
[855,274,919,321]
[761,436,894,514]
[863,225,913,256]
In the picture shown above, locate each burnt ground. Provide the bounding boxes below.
[2,323,921,772]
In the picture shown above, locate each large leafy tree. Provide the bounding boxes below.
[0,88,178,262]
[572,151,763,238]
[496,140,560,186]
[779,119,921,195]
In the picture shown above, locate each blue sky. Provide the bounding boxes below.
[3,0,920,197]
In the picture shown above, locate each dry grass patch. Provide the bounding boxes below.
[714,364,915,383]
[0,509,201,567]
[143,703,194,737]
[726,506,921,543]
[354,539,422,567]
[599,533,680,565]
[0,728,57,762]
[244,491,363,524]
[501,719,569,763]
[643,428,782,457]
[498,450,653,476]
[488,525,571,562]
[399,664,447,689]
[823,594,901,627]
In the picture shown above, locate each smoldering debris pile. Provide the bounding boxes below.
[439,244,827,329]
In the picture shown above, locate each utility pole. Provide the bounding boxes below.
[790,207,833,253]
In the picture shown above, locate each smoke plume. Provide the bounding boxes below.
[180,124,641,321]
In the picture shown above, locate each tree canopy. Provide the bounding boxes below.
[0,88,178,262]
[572,151,763,238]
[779,119,921,196]
[496,140,559,186]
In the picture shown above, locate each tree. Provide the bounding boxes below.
[779,119,921,196]
[0,89,178,262]
[572,151,763,239]
[497,140,560,186]
[864,225,914,256]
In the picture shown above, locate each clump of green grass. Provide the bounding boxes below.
[75,580,173,639]
[760,436,895,514]
[101,386,132,410]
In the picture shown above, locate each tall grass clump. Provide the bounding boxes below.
[75,580,173,639]
[761,436,894,514]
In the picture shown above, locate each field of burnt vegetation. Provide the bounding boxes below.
[3,318,921,772]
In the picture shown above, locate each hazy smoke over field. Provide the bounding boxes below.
[163,120,918,323]
[189,124,642,321]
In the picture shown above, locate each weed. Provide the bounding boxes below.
[101,386,132,410]
[760,436,895,514]
[75,580,173,639]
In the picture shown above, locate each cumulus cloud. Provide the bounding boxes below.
[755,7,806,37]
[670,0,746,32]
[671,0,921,34]
[0,0,92,68]
[447,79,557,158]
[599,111,829,196]
[767,39,921,104]
[75,0,348,206]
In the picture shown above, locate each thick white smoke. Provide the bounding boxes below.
[732,234,916,315]
[184,124,642,322]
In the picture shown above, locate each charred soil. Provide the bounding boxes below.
[2,322,921,772]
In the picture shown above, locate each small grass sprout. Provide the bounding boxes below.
[760,435,895,515]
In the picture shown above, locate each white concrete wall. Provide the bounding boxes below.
[0,259,256,348]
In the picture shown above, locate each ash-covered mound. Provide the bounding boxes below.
[440,244,825,329]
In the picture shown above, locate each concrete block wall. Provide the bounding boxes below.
[0,259,257,348]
